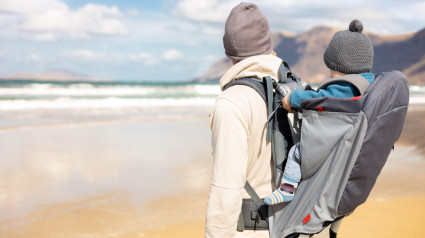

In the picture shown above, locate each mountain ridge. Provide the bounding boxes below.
[0,70,110,82]
[197,26,425,85]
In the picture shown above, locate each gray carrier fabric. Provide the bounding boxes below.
[300,74,370,180]
[269,70,409,237]
[269,111,368,237]
[338,71,409,214]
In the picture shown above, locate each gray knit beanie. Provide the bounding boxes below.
[223,2,272,61]
[324,20,374,74]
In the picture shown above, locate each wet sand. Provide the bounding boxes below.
[1,107,424,237]
[0,112,212,238]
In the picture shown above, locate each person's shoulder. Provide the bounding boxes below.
[215,84,266,119]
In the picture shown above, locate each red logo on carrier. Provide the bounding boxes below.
[303,214,311,224]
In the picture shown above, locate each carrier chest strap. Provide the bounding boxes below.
[237,181,268,231]
[244,181,261,203]
[317,74,370,95]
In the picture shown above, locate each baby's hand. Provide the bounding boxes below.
[282,94,293,112]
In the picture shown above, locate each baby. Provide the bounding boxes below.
[265,19,375,205]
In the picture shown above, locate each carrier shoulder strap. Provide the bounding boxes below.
[224,78,273,231]
[318,74,370,95]
[223,76,276,142]
[223,78,266,101]
[224,62,298,231]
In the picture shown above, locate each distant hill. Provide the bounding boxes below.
[373,28,425,85]
[0,70,108,82]
[197,26,425,85]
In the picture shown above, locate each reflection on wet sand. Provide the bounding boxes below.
[0,116,212,237]
[1,192,136,237]
[0,189,210,238]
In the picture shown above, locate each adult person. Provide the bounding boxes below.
[205,2,283,238]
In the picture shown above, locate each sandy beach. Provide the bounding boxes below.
[0,105,424,238]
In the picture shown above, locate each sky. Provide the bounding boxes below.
[0,0,424,81]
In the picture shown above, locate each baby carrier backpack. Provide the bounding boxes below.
[224,62,410,237]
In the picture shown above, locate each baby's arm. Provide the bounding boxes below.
[282,83,358,110]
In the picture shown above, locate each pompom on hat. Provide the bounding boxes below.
[324,19,374,74]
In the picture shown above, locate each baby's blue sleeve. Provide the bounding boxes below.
[289,83,359,108]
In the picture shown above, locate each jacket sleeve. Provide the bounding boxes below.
[289,83,359,108]
[206,98,249,238]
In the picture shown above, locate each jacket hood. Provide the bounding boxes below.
[219,54,283,91]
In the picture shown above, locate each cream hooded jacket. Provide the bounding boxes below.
[206,55,283,238]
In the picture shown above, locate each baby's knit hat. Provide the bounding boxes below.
[324,20,374,74]
[223,2,272,61]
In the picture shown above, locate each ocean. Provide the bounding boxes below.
[0,80,220,129]
[2,79,424,104]
[0,79,424,114]
[0,80,221,110]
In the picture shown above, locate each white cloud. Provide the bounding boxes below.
[172,0,424,35]
[66,49,127,63]
[65,50,159,66]
[29,54,40,62]
[200,23,223,35]
[129,52,151,61]
[69,49,102,61]
[126,9,141,17]
[173,0,237,23]
[0,0,128,39]
[162,49,183,61]
[129,52,159,65]
[0,0,59,14]
[33,33,56,41]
